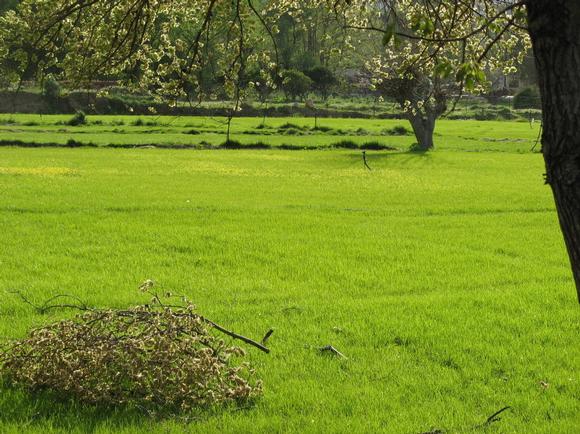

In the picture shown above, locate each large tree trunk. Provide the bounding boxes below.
[527,1,580,302]
[408,114,435,151]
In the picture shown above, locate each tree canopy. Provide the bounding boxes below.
[0,1,527,103]
[1,0,580,302]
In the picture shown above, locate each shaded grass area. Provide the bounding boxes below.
[0,138,396,151]
[0,148,578,433]
[0,115,541,152]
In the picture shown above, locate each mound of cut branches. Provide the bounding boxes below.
[0,285,267,414]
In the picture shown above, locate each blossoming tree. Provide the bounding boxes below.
[1,0,579,302]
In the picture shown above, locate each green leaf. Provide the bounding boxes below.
[465,76,476,91]
[475,68,486,83]
[455,62,486,91]
[423,17,435,35]
[434,62,453,78]
[382,30,392,47]
[410,14,435,36]
[455,63,471,82]
[382,16,396,47]
[513,8,527,20]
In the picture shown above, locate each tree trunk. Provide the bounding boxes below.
[408,114,435,151]
[527,1,580,302]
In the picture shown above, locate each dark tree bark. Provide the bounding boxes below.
[408,113,436,151]
[527,1,580,302]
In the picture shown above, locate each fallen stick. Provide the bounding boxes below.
[319,345,346,358]
[261,329,274,345]
[201,317,271,354]
[483,406,511,425]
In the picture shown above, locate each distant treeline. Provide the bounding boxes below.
[0,88,541,120]
[0,90,404,118]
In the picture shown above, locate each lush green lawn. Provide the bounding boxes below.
[0,114,540,152]
[0,139,578,432]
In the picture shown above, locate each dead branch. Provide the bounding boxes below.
[261,329,274,345]
[319,345,347,358]
[8,289,271,354]
[483,406,511,426]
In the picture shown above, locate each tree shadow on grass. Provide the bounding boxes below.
[0,386,150,432]
[0,384,236,432]
[343,149,433,168]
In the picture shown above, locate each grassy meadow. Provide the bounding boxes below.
[0,117,578,433]
[0,114,540,152]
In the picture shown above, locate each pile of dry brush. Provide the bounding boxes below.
[0,283,268,414]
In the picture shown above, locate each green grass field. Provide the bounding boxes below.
[0,114,540,152]
[0,118,578,433]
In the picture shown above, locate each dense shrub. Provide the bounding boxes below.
[514,108,542,119]
[103,95,130,114]
[42,75,61,110]
[101,88,157,113]
[332,140,359,149]
[496,107,518,120]
[219,139,244,149]
[356,127,369,135]
[278,122,305,130]
[513,86,542,110]
[219,140,272,149]
[384,125,410,136]
[311,125,333,132]
[0,117,16,125]
[67,110,87,126]
[360,141,394,150]
[329,128,347,135]
[279,143,305,150]
[473,111,499,121]
[244,142,271,149]
[281,69,312,101]
[305,66,337,100]
[66,139,84,147]
[283,128,303,135]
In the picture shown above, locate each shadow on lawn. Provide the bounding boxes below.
[0,386,151,432]
[0,384,244,432]
[344,149,433,168]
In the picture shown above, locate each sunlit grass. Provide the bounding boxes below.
[0,145,577,433]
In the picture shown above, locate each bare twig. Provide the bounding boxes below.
[8,290,271,354]
[531,122,543,152]
[261,329,274,345]
[201,316,270,354]
[8,290,90,313]
[483,406,511,426]
[319,345,346,358]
